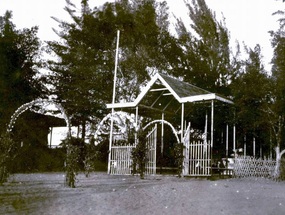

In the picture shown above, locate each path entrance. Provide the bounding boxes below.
[109,124,158,175]
[183,124,211,176]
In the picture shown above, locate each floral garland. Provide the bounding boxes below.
[7,98,71,134]
[143,119,180,143]
[93,111,140,145]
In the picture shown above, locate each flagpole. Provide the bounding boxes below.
[108,30,120,174]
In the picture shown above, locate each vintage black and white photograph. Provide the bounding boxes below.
[1,0,285,214]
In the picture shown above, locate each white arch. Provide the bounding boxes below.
[7,98,71,136]
[143,119,180,143]
[93,111,139,145]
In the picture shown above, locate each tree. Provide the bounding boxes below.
[231,45,271,155]
[0,11,44,183]
[46,0,173,138]
[173,0,232,95]
[0,11,44,133]
[268,2,285,177]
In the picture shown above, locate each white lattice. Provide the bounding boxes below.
[233,156,276,178]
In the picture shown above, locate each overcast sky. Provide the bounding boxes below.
[1,0,284,72]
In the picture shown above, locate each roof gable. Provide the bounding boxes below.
[107,73,233,109]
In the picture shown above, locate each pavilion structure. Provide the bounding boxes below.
[106,72,234,176]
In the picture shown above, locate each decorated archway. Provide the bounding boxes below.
[143,119,179,143]
[0,98,71,184]
[106,73,233,176]
[7,98,71,136]
[93,111,139,146]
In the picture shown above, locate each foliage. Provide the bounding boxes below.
[269,6,285,154]
[131,130,148,179]
[231,45,271,143]
[0,133,16,184]
[83,138,109,176]
[46,0,173,138]
[0,11,45,134]
[173,142,185,177]
[11,146,66,173]
[62,137,83,188]
[174,0,232,94]
[280,158,285,180]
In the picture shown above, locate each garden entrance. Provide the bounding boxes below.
[109,124,157,175]
[183,123,211,176]
[106,73,233,176]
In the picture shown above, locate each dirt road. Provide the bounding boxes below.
[0,173,284,215]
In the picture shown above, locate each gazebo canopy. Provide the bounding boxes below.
[107,73,233,115]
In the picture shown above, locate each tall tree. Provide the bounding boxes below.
[173,0,232,95]
[269,13,285,158]
[0,11,44,133]
[46,0,172,138]
[231,44,271,154]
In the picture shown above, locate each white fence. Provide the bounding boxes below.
[233,155,276,178]
[187,140,211,176]
[110,144,135,175]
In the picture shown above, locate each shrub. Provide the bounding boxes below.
[62,137,83,188]
[280,158,285,180]
[173,142,185,177]
[131,131,148,179]
[0,133,16,184]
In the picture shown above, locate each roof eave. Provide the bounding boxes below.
[181,93,233,104]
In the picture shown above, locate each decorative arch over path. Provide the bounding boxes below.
[143,119,180,143]
[7,98,71,136]
[93,111,139,145]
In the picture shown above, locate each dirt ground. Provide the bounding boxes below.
[0,173,285,215]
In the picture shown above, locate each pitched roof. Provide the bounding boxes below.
[107,73,233,109]
[159,73,211,98]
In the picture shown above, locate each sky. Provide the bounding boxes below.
[0,0,284,72]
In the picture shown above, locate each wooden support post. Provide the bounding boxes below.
[253,137,256,157]
[49,127,53,148]
[161,112,164,154]
[233,124,236,155]
[211,100,214,148]
[108,109,114,174]
[108,30,120,174]
[244,135,246,157]
[135,106,138,145]
[226,124,229,158]
[204,112,208,143]
[181,103,185,142]
[210,100,214,176]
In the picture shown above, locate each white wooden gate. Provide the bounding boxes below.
[183,124,191,175]
[183,125,211,176]
[110,144,135,175]
[145,124,157,175]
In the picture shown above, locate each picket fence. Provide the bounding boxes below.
[110,144,135,175]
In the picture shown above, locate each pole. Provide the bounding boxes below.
[181,103,185,142]
[211,100,214,148]
[233,124,236,155]
[226,124,229,158]
[253,137,256,157]
[135,106,138,145]
[108,30,120,174]
[161,112,164,154]
[49,127,53,148]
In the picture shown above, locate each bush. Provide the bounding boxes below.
[173,142,185,177]
[131,131,148,179]
[280,158,285,180]
[61,137,84,188]
[0,133,16,184]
